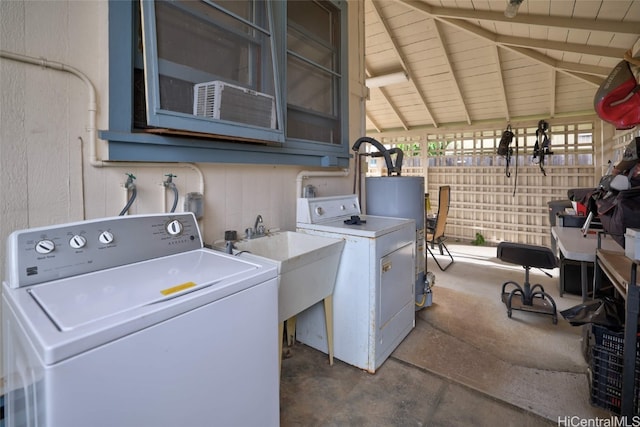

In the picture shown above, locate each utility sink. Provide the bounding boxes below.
[230,231,345,367]
[233,231,344,322]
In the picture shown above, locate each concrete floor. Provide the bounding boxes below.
[279,243,615,426]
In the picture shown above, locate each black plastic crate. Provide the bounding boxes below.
[589,324,640,414]
[593,323,627,352]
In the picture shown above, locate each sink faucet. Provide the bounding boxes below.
[246,215,266,239]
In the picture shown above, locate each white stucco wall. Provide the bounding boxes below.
[0,0,365,384]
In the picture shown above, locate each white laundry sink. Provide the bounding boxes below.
[233,231,344,322]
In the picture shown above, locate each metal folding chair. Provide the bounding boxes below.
[426,185,454,271]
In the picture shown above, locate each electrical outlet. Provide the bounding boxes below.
[184,192,204,219]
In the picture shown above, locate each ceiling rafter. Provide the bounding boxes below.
[396,1,606,88]
[441,18,604,87]
[377,86,410,130]
[496,35,626,60]
[366,61,408,131]
[369,0,439,128]
[554,61,611,78]
[506,45,605,86]
[492,46,510,122]
[365,1,640,134]
[396,8,625,61]
[433,19,471,125]
[364,66,385,133]
[400,1,640,34]
[366,108,382,133]
[550,68,556,117]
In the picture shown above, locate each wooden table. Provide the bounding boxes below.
[594,249,640,417]
[551,226,623,300]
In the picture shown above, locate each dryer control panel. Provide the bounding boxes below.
[5,213,202,288]
[296,194,361,224]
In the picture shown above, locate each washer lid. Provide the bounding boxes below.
[28,250,257,332]
[5,249,277,365]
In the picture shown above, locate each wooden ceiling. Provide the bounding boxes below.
[364,0,640,134]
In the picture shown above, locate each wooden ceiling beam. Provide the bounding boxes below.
[370,0,439,127]
[496,34,626,60]
[398,0,627,85]
[493,46,510,123]
[550,69,556,118]
[555,61,612,78]
[365,65,408,131]
[507,46,605,86]
[399,1,640,35]
[410,12,606,87]
[377,87,410,131]
[366,112,383,134]
[433,19,471,125]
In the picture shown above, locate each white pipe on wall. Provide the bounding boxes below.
[295,169,350,199]
[2,50,355,236]
[1,51,100,162]
[0,50,205,212]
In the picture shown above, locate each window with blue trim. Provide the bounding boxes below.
[100,0,350,167]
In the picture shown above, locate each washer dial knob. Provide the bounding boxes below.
[99,231,114,245]
[315,207,324,216]
[69,235,87,249]
[166,219,183,236]
[35,239,55,254]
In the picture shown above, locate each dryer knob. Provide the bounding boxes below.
[315,207,324,216]
[35,239,55,254]
[166,219,183,236]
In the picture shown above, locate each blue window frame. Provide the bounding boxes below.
[100,0,350,167]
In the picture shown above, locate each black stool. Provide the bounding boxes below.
[497,242,558,324]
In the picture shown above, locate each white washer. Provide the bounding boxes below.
[295,195,415,373]
[2,213,279,427]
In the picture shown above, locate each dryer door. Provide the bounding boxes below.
[379,241,414,328]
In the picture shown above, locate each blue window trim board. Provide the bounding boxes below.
[100,0,350,168]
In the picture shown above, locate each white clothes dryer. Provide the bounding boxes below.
[295,195,415,373]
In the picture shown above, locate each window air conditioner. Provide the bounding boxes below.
[193,81,276,129]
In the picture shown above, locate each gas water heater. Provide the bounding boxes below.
[365,176,427,309]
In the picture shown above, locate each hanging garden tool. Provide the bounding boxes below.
[532,120,553,176]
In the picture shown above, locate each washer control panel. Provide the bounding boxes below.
[5,213,202,288]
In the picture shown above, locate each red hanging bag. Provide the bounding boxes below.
[594,56,640,130]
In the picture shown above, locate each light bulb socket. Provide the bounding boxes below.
[504,0,523,18]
